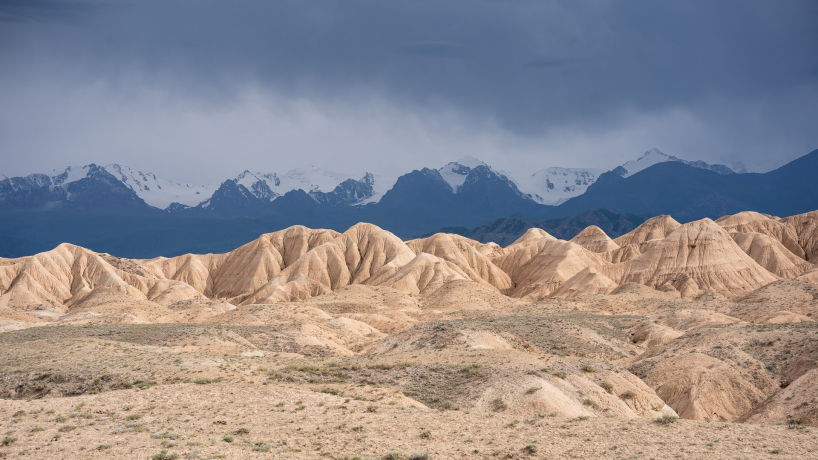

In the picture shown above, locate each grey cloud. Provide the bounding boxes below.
[394,41,467,59]
[0,0,816,180]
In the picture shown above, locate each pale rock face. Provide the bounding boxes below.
[730,232,813,278]
[635,352,772,422]
[782,210,818,262]
[613,215,681,248]
[717,211,805,259]
[570,225,620,253]
[490,237,608,300]
[550,266,618,299]
[602,219,780,299]
[740,368,818,425]
[405,233,513,291]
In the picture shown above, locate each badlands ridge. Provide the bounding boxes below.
[1,210,818,458]
[3,210,817,317]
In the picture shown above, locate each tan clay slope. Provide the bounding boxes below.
[549,266,618,299]
[716,211,805,259]
[731,232,813,278]
[782,210,818,262]
[405,233,513,290]
[0,243,199,311]
[602,218,779,298]
[490,236,608,300]
[569,225,620,253]
[488,227,556,258]
[3,209,817,315]
[613,215,680,247]
[141,225,341,298]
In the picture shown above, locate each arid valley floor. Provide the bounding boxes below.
[2,211,818,459]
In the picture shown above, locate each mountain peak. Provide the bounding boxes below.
[451,155,487,168]
[619,148,732,178]
[436,156,494,193]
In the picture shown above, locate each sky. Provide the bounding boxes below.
[1,0,817,184]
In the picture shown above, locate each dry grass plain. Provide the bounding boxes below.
[1,305,817,459]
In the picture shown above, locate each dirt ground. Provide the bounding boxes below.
[1,381,816,460]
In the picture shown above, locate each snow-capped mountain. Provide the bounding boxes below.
[1,148,735,214]
[232,168,397,206]
[11,164,397,211]
[506,167,604,205]
[617,148,735,178]
[104,165,220,209]
[500,148,733,205]
[438,156,489,193]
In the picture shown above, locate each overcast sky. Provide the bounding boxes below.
[1,0,817,183]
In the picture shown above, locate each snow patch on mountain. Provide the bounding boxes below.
[438,156,488,192]
[104,165,220,209]
[506,167,604,205]
[356,174,399,205]
[618,148,676,178]
[618,148,735,178]
[233,167,396,205]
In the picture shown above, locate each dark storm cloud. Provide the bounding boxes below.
[1,0,817,181]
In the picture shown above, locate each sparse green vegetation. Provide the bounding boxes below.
[150,451,178,460]
[656,414,679,425]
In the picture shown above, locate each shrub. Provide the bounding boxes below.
[126,414,143,421]
[383,452,402,460]
[525,386,541,394]
[1,437,17,446]
[581,364,595,373]
[409,452,430,460]
[150,451,178,460]
[553,371,567,379]
[655,414,678,425]
[420,429,431,438]
[601,381,614,394]
[320,388,342,395]
[253,442,272,452]
[222,435,234,443]
[525,443,538,454]
[620,391,636,400]
[366,405,379,413]
[12,411,24,418]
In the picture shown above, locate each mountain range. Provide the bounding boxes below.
[1,147,816,258]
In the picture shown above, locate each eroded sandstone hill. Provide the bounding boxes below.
[1,210,817,429]
[1,211,817,322]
